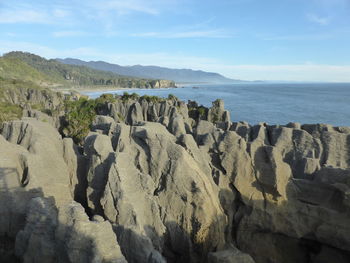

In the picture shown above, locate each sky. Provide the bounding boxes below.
[0,0,350,82]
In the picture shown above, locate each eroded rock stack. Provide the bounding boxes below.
[1,95,350,263]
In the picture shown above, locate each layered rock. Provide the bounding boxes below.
[85,122,227,262]
[15,198,126,263]
[1,86,63,110]
[0,119,125,262]
[1,94,350,263]
[218,122,350,263]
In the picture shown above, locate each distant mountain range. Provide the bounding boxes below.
[56,58,241,83]
[0,52,174,89]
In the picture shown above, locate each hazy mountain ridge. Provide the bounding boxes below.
[1,52,174,89]
[57,58,241,83]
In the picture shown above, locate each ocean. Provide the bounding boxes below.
[83,83,350,127]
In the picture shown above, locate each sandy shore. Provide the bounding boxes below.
[50,85,178,94]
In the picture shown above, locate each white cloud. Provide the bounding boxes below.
[52,31,89,38]
[100,0,159,15]
[0,9,49,24]
[53,8,71,18]
[131,29,232,38]
[262,33,332,41]
[0,41,102,59]
[0,2,74,24]
[307,13,330,25]
[81,0,181,17]
[0,0,168,25]
[211,64,350,82]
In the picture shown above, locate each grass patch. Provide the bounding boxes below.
[0,102,22,124]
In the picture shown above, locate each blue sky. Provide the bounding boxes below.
[0,0,350,81]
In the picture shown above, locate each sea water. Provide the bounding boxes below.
[83,83,350,126]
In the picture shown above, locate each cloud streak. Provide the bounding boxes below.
[52,31,90,38]
[0,1,73,24]
[307,13,330,25]
[262,33,332,41]
[0,0,166,25]
[99,0,159,15]
[131,29,232,39]
[211,64,350,82]
[0,9,49,24]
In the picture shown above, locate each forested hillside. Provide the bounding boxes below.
[1,52,175,89]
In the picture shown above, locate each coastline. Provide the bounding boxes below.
[51,85,177,94]
[79,87,177,98]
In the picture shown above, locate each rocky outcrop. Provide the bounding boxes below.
[105,98,183,125]
[0,119,124,262]
[152,80,176,89]
[15,198,126,263]
[219,122,350,263]
[1,94,350,263]
[86,122,226,262]
[1,86,64,111]
[84,104,350,262]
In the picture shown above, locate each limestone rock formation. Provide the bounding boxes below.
[86,122,227,262]
[0,119,125,262]
[1,94,350,263]
[15,198,127,263]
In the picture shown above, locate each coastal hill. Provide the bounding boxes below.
[57,57,240,83]
[0,52,175,89]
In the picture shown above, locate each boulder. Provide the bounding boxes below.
[208,244,255,263]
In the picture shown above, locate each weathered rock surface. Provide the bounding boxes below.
[86,122,227,262]
[0,119,125,262]
[1,86,63,110]
[15,197,127,263]
[1,95,350,263]
[0,118,72,207]
[208,244,255,263]
[219,122,350,263]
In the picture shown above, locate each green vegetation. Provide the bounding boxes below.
[0,77,61,125]
[211,112,219,122]
[2,52,174,89]
[95,93,117,104]
[188,105,208,120]
[167,94,178,101]
[197,106,207,117]
[60,92,170,143]
[212,99,222,107]
[31,103,55,116]
[0,77,44,99]
[119,92,141,102]
[0,57,49,84]
[0,102,22,124]
[62,92,141,144]
[140,94,164,103]
[116,112,125,121]
[62,98,97,144]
